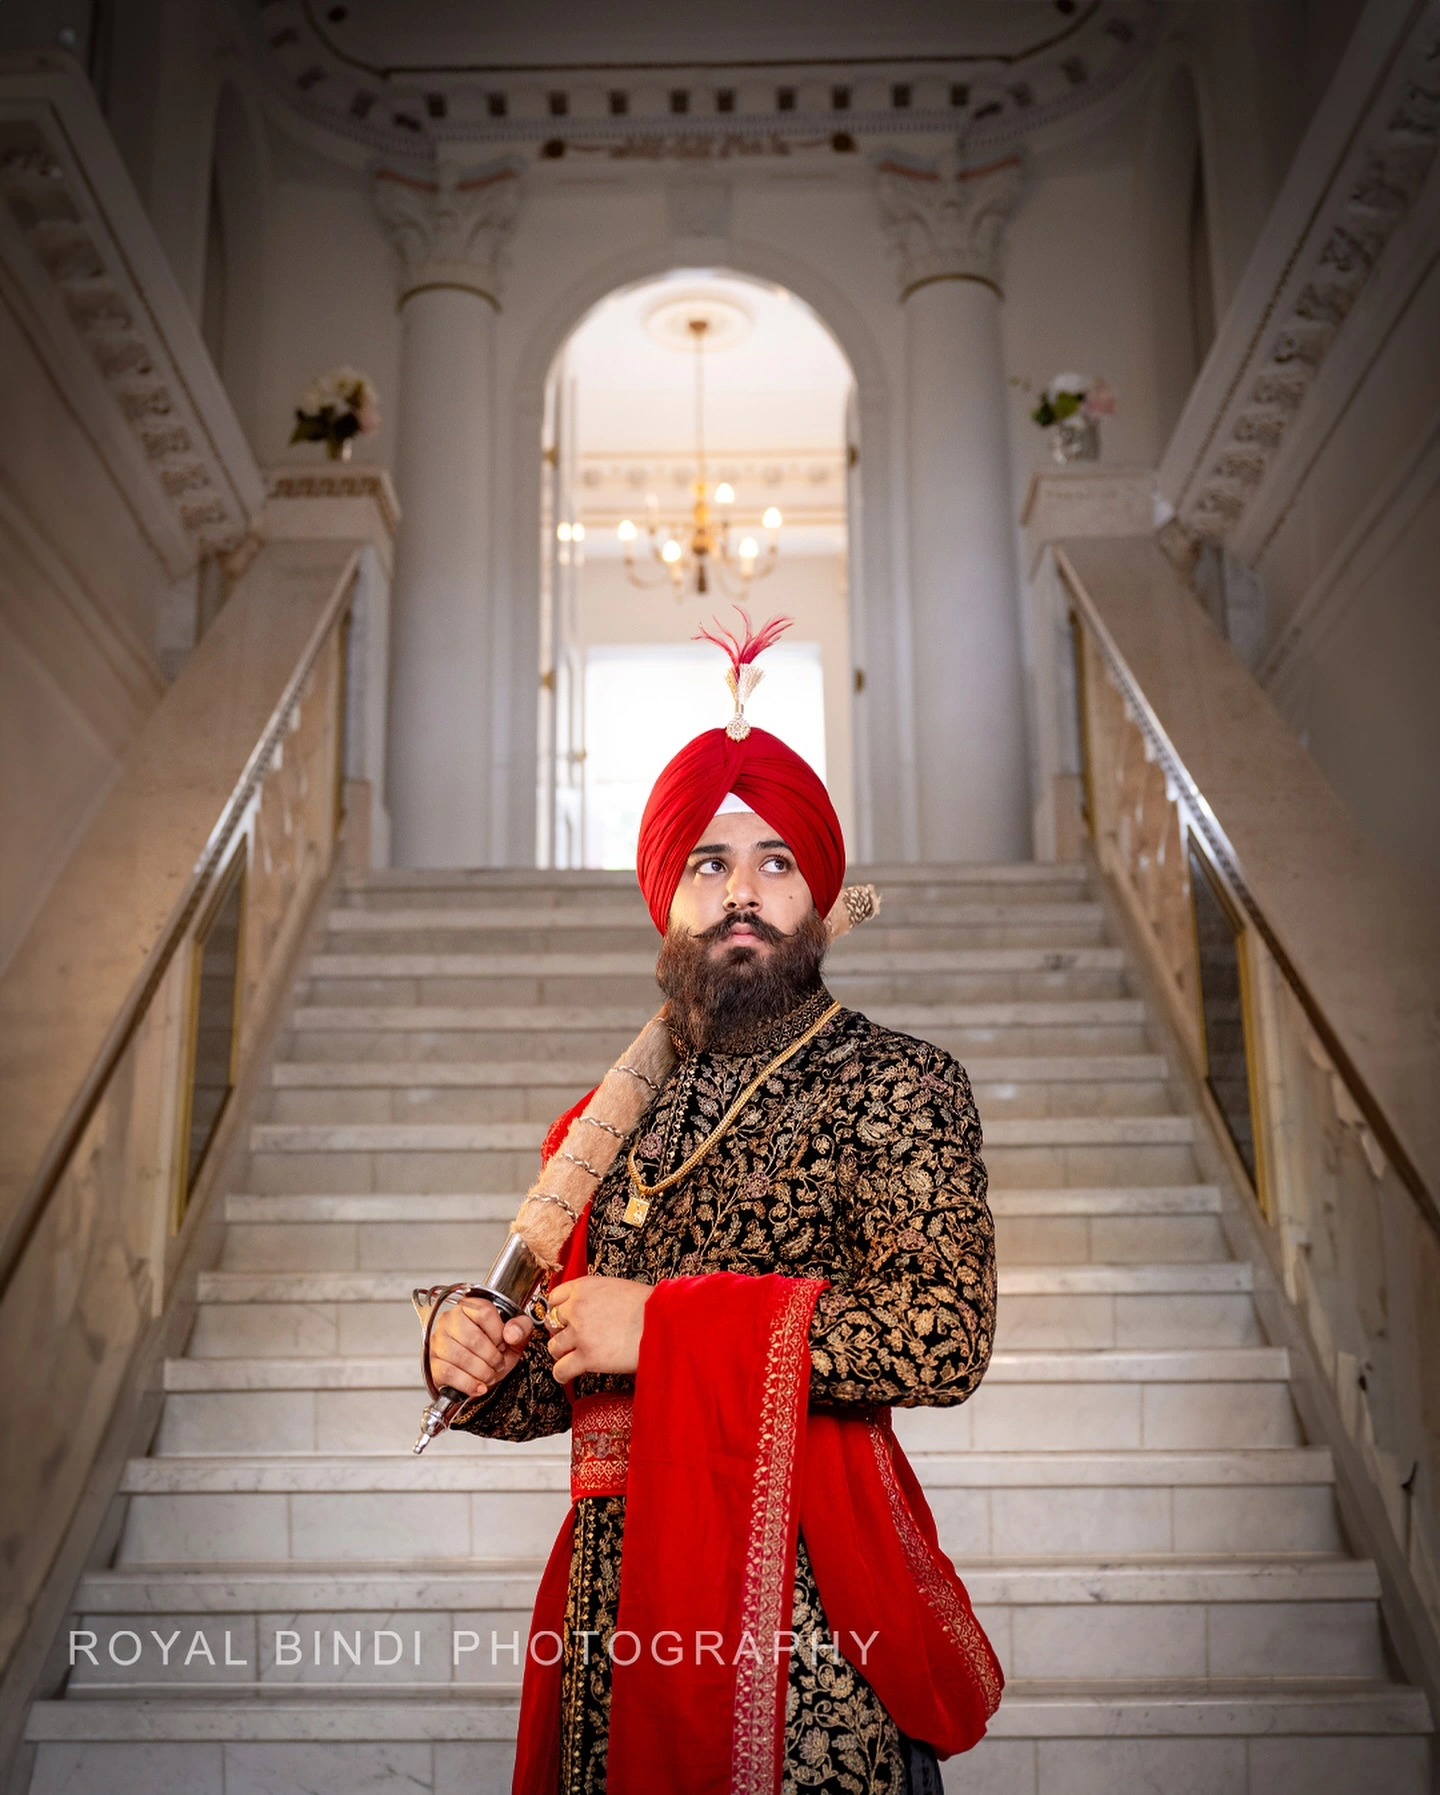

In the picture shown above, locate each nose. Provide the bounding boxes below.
[723,865,761,913]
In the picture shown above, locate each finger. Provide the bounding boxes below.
[550,1345,584,1385]
[446,1311,506,1361]
[434,1331,503,1383]
[503,1316,534,1348]
[456,1299,506,1344]
[429,1359,485,1397]
[544,1327,573,1363]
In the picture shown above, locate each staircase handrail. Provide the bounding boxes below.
[1057,536,1440,1239]
[0,541,359,1302]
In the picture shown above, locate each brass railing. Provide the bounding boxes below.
[1063,549,1440,1681]
[0,547,354,1694]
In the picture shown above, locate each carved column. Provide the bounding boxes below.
[877,149,1030,861]
[373,161,521,865]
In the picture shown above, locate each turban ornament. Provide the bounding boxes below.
[635,609,847,933]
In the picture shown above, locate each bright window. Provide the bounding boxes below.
[582,641,826,869]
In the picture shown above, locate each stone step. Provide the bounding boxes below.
[154,1367,1300,1457]
[111,1448,1344,1566]
[216,1206,1220,1278]
[116,1447,1331,1498]
[197,1262,1248,1306]
[290,999,1147,1030]
[324,923,1115,955]
[285,1017,1154,1063]
[322,908,1110,953]
[325,900,1107,932]
[71,1552,1367,1613]
[221,1184,1223,1225]
[165,1345,1291,1392]
[24,1687,1434,1795]
[247,1114,1195,1155]
[61,1557,1386,1692]
[26,1686,1431,1795]
[337,862,1092,908]
[188,1274,1262,1360]
[306,948,1129,977]
[268,1052,1167,1089]
[243,1141,1202,1198]
[218,1188,1228,1272]
[262,1063,1178,1126]
[298,968,1135,1010]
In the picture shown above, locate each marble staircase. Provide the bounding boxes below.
[25,866,1434,1793]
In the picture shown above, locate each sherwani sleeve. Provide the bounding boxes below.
[450,1326,573,1442]
[806,1046,996,1407]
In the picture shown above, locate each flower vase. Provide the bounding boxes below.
[325,437,354,462]
[1051,415,1099,464]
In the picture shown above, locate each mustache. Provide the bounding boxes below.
[696,912,788,946]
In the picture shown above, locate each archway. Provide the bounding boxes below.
[535,269,858,870]
[492,238,909,872]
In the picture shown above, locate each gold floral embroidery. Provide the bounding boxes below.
[569,1394,633,1501]
[730,1280,824,1794]
[458,989,996,1794]
[867,1416,1004,1717]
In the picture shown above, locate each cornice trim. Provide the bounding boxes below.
[1158,1,1440,550]
[900,270,1003,303]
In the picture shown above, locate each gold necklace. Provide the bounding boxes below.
[622,1000,842,1227]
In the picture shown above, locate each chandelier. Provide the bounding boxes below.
[617,317,782,598]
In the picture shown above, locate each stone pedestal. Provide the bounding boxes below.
[373,163,520,867]
[1019,467,1157,859]
[263,466,401,867]
[879,150,1031,863]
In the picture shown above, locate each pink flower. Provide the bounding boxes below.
[1083,379,1116,418]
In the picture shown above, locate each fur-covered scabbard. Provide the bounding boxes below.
[507,881,881,1269]
[410,884,881,1451]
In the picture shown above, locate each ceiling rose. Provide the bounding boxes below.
[644,291,753,353]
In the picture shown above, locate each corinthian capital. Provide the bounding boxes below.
[373,160,523,308]
[875,146,1027,301]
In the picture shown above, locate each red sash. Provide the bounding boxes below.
[511,1205,1002,1794]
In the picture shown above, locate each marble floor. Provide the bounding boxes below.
[23,865,1434,1793]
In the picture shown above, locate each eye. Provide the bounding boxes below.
[760,854,793,874]
[695,857,727,875]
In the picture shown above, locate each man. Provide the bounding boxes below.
[428,640,1000,1794]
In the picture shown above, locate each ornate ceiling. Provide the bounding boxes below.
[247,0,1162,162]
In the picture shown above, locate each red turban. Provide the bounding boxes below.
[635,726,845,933]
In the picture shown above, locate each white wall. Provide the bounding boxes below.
[257,163,403,472]
[1300,478,1440,878]
[1257,251,1440,878]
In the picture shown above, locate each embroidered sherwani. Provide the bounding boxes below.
[459,986,996,1795]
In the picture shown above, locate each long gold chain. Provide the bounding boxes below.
[626,1000,842,1203]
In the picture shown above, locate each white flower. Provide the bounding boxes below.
[1047,371,1092,399]
[296,366,381,422]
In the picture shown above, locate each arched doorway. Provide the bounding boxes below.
[536,269,856,869]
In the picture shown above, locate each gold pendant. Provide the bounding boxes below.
[623,1193,651,1228]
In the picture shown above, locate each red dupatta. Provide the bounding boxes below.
[510,1205,1002,1794]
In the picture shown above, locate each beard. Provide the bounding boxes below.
[655,908,830,1053]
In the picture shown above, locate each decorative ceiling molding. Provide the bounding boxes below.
[874,147,1028,298]
[371,159,523,306]
[0,60,263,570]
[571,450,846,522]
[1164,4,1440,549]
[246,1,1161,164]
